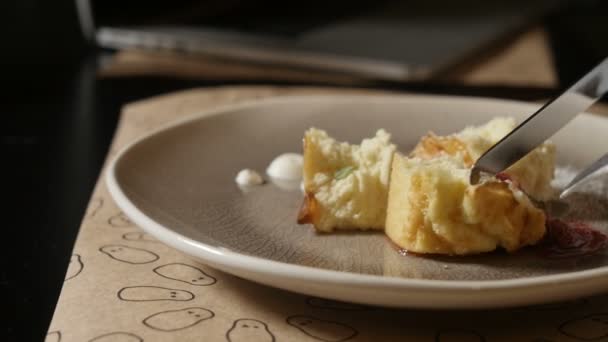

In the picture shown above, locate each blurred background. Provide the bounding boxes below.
[3,0,608,340]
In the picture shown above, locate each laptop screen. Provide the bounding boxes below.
[88,0,382,38]
[83,0,562,80]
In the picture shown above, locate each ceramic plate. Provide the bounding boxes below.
[106,94,608,308]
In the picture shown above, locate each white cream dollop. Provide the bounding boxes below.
[266,153,303,180]
[235,169,264,186]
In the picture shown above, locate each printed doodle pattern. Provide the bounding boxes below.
[143,307,214,332]
[99,245,159,264]
[153,263,217,286]
[227,319,275,342]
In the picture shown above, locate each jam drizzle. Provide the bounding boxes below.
[495,172,521,189]
[496,171,607,259]
[539,218,608,259]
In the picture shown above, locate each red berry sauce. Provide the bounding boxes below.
[539,218,608,259]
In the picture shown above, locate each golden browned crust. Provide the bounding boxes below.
[410,132,474,167]
[466,181,546,252]
[298,133,320,227]
[297,192,319,225]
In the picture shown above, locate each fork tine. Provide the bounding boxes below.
[560,152,608,198]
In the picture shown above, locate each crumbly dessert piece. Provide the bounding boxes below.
[385,154,546,255]
[411,117,556,200]
[298,128,396,232]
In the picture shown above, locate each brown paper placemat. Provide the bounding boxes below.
[47,86,608,342]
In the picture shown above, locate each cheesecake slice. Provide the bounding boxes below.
[298,128,396,232]
[385,155,547,255]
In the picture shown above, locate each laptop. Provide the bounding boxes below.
[76,0,561,81]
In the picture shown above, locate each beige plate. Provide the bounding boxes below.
[107,94,608,309]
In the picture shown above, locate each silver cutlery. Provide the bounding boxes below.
[470,57,608,186]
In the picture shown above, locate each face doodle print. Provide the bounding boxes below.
[559,313,608,340]
[108,212,133,228]
[86,198,103,218]
[65,254,83,281]
[45,331,61,342]
[227,319,275,342]
[99,245,159,264]
[122,231,158,243]
[88,332,143,342]
[143,307,214,332]
[117,286,194,302]
[286,315,357,342]
[435,329,486,342]
[153,263,217,286]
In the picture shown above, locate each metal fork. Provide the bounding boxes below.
[560,152,608,198]
[543,152,608,217]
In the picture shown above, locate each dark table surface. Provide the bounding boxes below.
[3,0,608,340]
